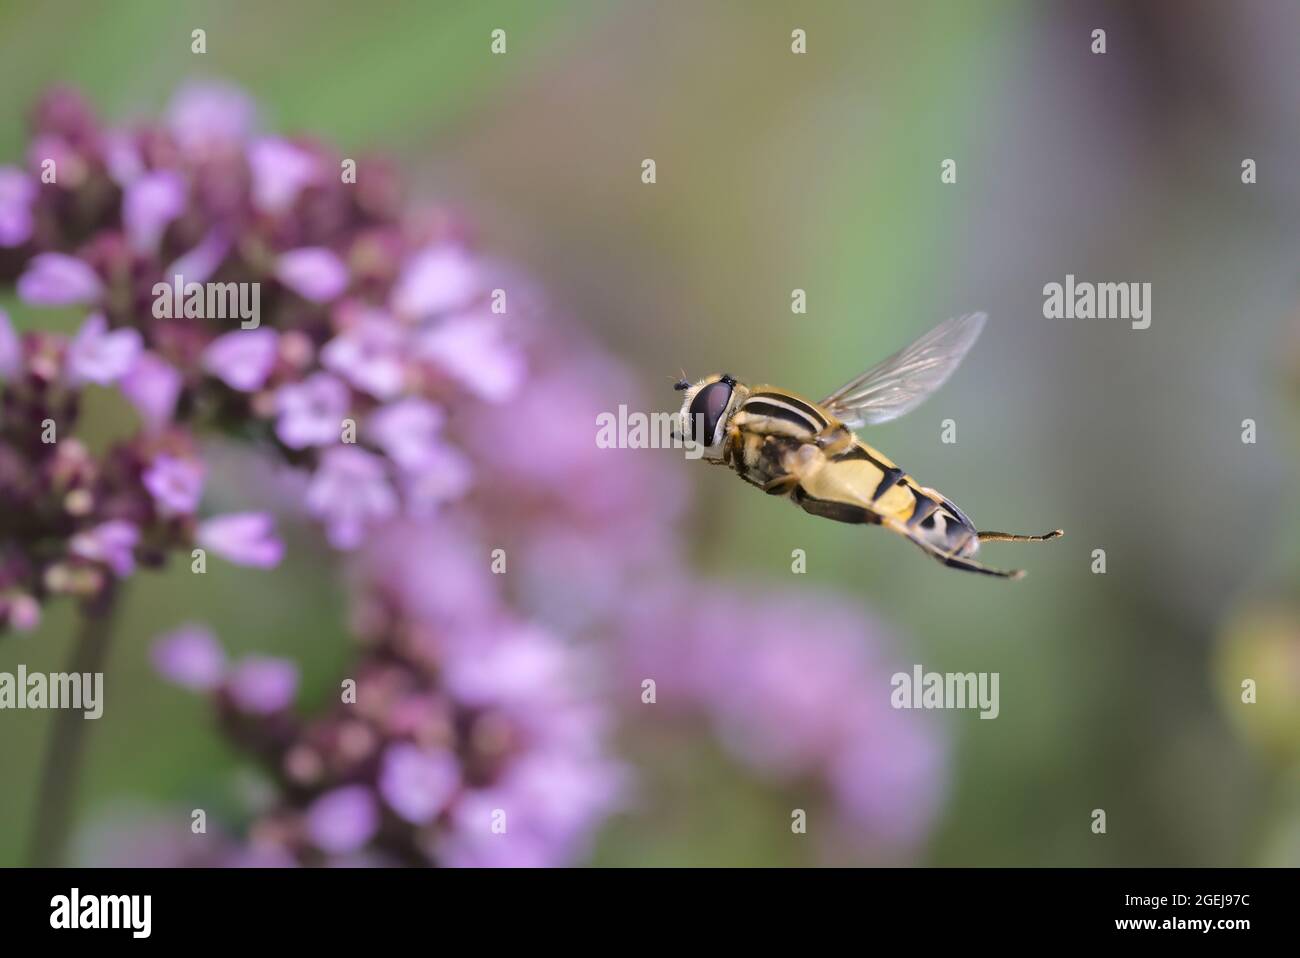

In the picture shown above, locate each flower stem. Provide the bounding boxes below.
[25,593,120,867]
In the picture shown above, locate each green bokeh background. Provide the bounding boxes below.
[2,0,1298,867]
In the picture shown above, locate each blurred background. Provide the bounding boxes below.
[1,0,1298,867]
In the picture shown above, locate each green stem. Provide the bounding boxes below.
[25,594,119,867]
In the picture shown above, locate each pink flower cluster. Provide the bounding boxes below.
[148,521,623,867]
[0,80,522,631]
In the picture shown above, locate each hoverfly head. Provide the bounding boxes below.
[675,373,741,449]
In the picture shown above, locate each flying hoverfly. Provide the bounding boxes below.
[674,312,1062,579]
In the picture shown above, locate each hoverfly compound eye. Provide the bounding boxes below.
[688,379,734,446]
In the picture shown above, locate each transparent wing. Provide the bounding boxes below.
[819,312,987,428]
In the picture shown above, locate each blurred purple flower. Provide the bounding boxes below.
[0,308,20,379]
[122,170,187,253]
[320,317,406,399]
[64,313,142,386]
[167,82,255,156]
[143,455,205,517]
[305,446,397,549]
[202,328,279,392]
[167,228,230,285]
[357,520,498,630]
[27,134,86,189]
[196,513,284,568]
[366,398,445,471]
[275,372,349,448]
[417,313,524,402]
[68,519,138,577]
[1,593,41,632]
[152,625,227,691]
[305,786,379,854]
[443,624,572,710]
[276,247,348,303]
[119,352,183,429]
[436,751,624,868]
[0,166,36,247]
[379,744,460,825]
[102,132,143,186]
[828,704,946,848]
[391,245,481,318]
[227,656,298,714]
[396,444,473,517]
[17,252,103,306]
[248,137,319,215]
[621,583,946,852]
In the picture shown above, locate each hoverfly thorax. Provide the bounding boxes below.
[675,373,745,449]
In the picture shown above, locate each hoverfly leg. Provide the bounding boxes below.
[759,475,801,496]
[975,529,1064,543]
[934,531,1023,578]
[937,552,1026,580]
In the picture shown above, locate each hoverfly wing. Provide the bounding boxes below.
[819,312,987,428]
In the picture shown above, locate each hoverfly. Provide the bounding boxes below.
[674,312,1062,579]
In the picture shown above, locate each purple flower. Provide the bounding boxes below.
[320,317,406,400]
[621,584,946,850]
[379,744,460,825]
[443,625,571,710]
[167,82,255,155]
[399,444,473,517]
[358,520,498,630]
[1,593,41,632]
[275,371,349,448]
[248,137,319,215]
[305,786,380,854]
[17,253,103,306]
[102,131,143,186]
[434,752,624,869]
[167,229,230,285]
[0,166,36,247]
[27,133,86,189]
[68,519,139,577]
[391,245,481,318]
[366,398,445,470]
[152,625,227,691]
[142,455,205,517]
[417,314,524,402]
[119,352,183,429]
[276,247,349,303]
[227,657,298,714]
[828,705,946,848]
[122,170,187,253]
[202,328,279,392]
[63,312,143,387]
[196,513,285,568]
[306,446,398,549]
[437,790,546,868]
[0,308,20,379]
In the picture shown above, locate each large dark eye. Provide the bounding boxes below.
[688,380,734,444]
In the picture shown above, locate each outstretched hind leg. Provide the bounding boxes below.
[934,550,1025,580]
